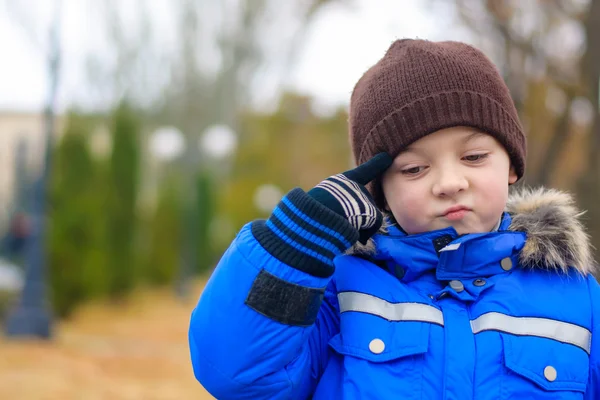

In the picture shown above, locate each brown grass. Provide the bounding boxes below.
[0,281,215,400]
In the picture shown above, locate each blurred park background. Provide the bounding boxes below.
[1,0,600,398]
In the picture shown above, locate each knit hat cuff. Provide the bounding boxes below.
[357,90,526,179]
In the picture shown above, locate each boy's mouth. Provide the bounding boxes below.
[441,205,471,221]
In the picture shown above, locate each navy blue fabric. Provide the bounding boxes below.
[189,212,600,399]
[251,188,358,277]
[245,269,325,326]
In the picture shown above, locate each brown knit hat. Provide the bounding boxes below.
[349,39,526,209]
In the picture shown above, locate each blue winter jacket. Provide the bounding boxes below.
[189,187,600,399]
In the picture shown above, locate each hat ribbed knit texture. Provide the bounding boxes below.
[349,39,526,208]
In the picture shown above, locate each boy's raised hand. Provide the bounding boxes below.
[307,152,393,244]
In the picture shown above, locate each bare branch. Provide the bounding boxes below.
[455,0,583,92]
[536,90,576,186]
[548,0,588,21]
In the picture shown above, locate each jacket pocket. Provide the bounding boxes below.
[501,333,589,397]
[329,319,430,361]
[326,318,431,399]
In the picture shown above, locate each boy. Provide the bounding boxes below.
[189,39,600,399]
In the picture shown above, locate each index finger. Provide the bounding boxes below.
[342,152,394,185]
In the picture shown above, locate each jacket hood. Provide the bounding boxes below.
[347,187,596,276]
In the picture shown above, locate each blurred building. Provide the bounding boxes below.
[0,110,65,228]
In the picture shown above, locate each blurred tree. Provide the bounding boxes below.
[90,0,347,124]
[157,1,348,292]
[106,102,141,299]
[41,95,351,312]
[195,170,216,274]
[85,0,346,297]
[218,93,350,249]
[141,168,215,288]
[143,173,182,286]
[577,0,600,264]
[449,0,586,185]
[48,113,107,318]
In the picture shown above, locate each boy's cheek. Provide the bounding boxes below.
[389,194,427,219]
[382,179,429,217]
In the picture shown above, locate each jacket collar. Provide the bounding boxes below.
[371,213,524,282]
[347,187,596,279]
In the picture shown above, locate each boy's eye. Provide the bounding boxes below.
[463,153,488,162]
[400,166,426,175]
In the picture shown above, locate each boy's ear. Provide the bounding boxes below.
[508,165,518,185]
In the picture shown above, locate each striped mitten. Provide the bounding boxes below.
[251,153,392,277]
[307,153,393,245]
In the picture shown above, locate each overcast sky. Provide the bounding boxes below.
[0,0,473,113]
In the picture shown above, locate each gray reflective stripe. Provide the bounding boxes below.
[337,292,444,326]
[471,312,592,354]
[337,293,590,353]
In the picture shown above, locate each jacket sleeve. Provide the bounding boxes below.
[586,274,600,399]
[189,188,358,400]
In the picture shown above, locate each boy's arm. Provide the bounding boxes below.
[189,196,352,399]
[189,153,392,400]
[586,274,600,399]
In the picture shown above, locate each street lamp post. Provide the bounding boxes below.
[4,1,61,338]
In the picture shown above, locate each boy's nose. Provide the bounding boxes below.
[432,169,468,197]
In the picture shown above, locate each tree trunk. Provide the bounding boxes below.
[577,0,600,263]
[536,95,573,187]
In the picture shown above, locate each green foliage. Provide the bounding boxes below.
[195,170,215,274]
[105,102,141,299]
[44,93,354,317]
[48,113,107,318]
[0,289,18,322]
[218,94,351,246]
[142,174,182,286]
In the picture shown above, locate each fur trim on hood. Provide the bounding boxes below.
[507,187,595,275]
[347,187,596,276]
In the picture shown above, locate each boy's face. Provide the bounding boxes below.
[381,126,518,235]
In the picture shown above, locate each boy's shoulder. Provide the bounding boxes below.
[506,187,595,277]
